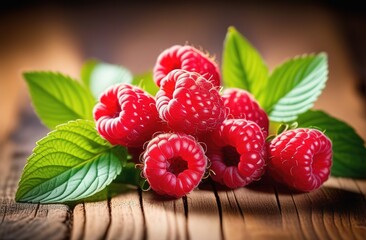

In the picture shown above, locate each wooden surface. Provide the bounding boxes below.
[1,3,366,240]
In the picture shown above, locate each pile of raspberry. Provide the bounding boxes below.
[94,45,332,198]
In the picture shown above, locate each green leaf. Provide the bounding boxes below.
[296,110,366,178]
[81,60,133,99]
[24,72,96,129]
[114,162,145,188]
[132,71,159,96]
[222,26,269,97]
[259,53,328,122]
[81,59,99,88]
[15,120,127,203]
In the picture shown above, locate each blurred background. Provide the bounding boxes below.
[0,0,365,142]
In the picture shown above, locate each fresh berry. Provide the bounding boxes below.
[268,128,332,192]
[222,88,269,136]
[143,133,207,198]
[153,45,220,87]
[156,69,226,136]
[93,83,161,147]
[206,119,267,188]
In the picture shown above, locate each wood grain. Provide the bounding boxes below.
[186,184,221,240]
[142,190,187,239]
[0,112,71,240]
[107,189,144,240]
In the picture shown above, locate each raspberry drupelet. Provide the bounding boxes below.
[156,69,226,136]
[268,128,332,192]
[207,119,267,188]
[93,83,161,147]
[222,88,269,136]
[153,45,221,87]
[143,133,208,198]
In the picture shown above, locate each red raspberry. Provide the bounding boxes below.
[93,84,161,147]
[143,133,207,198]
[156,70,226,136]
[268,128,332,192]
[207,119,267,188]
[222,88,269,136]
[153,45,220,87]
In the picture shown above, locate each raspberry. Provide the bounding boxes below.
[153,45,220,87]
[207,119,267,188]
[268,128,332,192]
[222,88,269,136]
[142,133,207,198]
[93,83,161,147]
[156,70,226,136]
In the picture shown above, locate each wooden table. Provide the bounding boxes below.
[1,3,365,239]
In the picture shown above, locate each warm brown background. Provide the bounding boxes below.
[0,1,366,239]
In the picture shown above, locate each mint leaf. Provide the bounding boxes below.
[259,53,328,122]
[114,162,145,188]
[81,59,99,88]
[24,72,96,129]
[222,26,269,97]
[296,110,366,178]
[81,60,133,99]
[132,71,159,95]
[15,120,127,203]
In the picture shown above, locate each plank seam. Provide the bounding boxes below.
[231,191,244,220]
[290,194,306,239]
[305,193,327,240]
[64,206,72,240]
[33,203,40,218]
[101,197,112,240]
[321,188,342,239]
[138,188,147,240]
[273,185,282,216]
[212,182,225,240]
[182,196,190,240]
[81,203,86,240]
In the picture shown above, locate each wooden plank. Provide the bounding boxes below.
[230,179,285,239]
[71,200,111,240]
[0,155,70,240]
[0,202,70,240]
[71,186,111,240]
[106,189,144,240]
[286,177,366,240]
[216,177,285,240]
[186,184,221,240]
[291,189,329,240]
[84,201,110,240]
[215,188,247,240]
[71,203,86,240]
[0,112,71,240]
[142,190,187,240]
[336,178,366,240]
[273,184,306,240]
[72,185,145,240]
[318,178,366,240]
